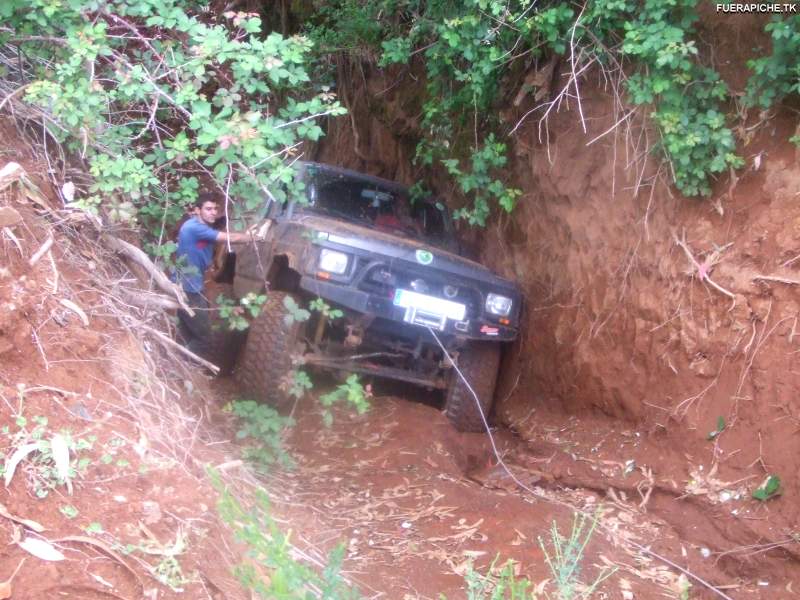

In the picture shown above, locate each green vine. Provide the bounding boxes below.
[746,15,800,109]
[309,0,748,211]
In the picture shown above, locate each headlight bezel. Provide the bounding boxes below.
[318,248,349,275]
[485,293,513,317]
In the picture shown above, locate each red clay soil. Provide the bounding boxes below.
[3,11,800,595]
[0,127,249,600]
[309,14,800,597]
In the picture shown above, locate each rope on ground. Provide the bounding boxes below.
[425,326,736,600]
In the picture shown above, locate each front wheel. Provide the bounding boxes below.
[235,291,304,409]
[444,342,501,432]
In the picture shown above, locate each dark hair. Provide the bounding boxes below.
[194,192,218,209]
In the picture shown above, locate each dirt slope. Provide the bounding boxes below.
[313,20,800,595]
[0,122,250,600]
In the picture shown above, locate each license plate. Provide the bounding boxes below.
[393,289,466,326]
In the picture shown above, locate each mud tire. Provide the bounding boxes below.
[235,291,303,409]
[207,328,245,376]
[205,284,244,376]
[444,342,501,432]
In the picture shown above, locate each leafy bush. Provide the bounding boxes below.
[309,0,745,206]
[318,374,370,427]
[217,292,268,331]
[746,15,800,109]
[227,400,294,470]
[1,0,344,247]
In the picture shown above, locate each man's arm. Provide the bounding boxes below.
[217,230,252,243]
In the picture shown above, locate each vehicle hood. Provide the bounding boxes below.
[292,214,519,294]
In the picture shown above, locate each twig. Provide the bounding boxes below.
[673,231,736,304]
[139,324,220,374]
[30,323,50,371]
[586,108,638,147]
[568,5,587,134]
[673,355,728,417]
[119,289,181,311]
[46,249,58,293]
[780,253,800,268]
[28,234,53,267]
[0,82,32,112]
[753,274,800,286]
[2,226,23,255]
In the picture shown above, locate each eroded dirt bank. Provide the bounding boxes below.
[313,23,800,593]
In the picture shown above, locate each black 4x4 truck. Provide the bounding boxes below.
[223,162,522,432]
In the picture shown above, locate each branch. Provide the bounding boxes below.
[102,234,194,316]
[753,274,800,286]
[673,231,736,303]
[119,289,181,311]
[28,235,54,267]
[140,324,220,374]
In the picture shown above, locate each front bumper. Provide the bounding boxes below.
[299,275,518,342]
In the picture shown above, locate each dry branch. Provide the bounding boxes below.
[119,289,181,311]
[28,235,53,267]
[102,234,194,316]
[673,231,736,303]
[140,324,219,375]
[753,274,800,286]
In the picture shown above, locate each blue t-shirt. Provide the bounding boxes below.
[174,217,220,293]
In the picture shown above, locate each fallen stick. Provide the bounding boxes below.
[120,290,181,311]
[753,274,800,286]
[27,235,53,267]
[140,324,220,374]
[52,535,142,594]
[102,234,194,316]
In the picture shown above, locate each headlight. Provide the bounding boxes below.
[485,293,512,316]
[319,248,349,275]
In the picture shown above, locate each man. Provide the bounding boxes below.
[174,193,251,358]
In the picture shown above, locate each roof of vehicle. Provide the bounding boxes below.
[297,161,410,196]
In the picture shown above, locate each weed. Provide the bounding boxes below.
[707,416,726,440]
[280,369,314,401]
[217,292,268,331]
[227,400,294,470]
[539,511,617,599]
[3,409,96,498]
[85,522,104,534]
[283,296,311,326]
[319,375,371,427]
[309,298,344,320]
[464,556,531,599]
[153,556,190,591]
[214,475,360,599]
[59,504,79,519]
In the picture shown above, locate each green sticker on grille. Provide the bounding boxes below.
[415,249,433,265]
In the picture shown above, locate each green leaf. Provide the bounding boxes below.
[707,416,725,440]
[752,475,781,501]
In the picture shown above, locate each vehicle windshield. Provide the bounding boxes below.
[299,166,453,246]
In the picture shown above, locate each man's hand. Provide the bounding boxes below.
[218,220,270,243]
[246,220,271,241]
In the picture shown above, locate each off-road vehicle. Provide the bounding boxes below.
[225,162,522,432]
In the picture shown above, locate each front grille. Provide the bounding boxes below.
[358,264,482,318]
